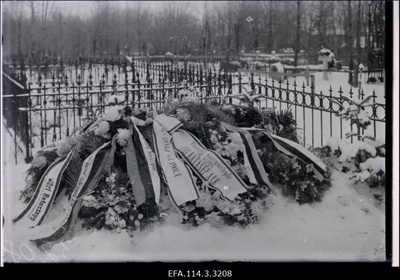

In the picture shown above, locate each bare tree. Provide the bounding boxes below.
[2,0,384,62]
[356,1,362,64]
[294,1,302,67]
[124,2,131,55]
[28,1,37,60]
[38,1,55,59]
[347,0,354,70]
[89,2,102,56]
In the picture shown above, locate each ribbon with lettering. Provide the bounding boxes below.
[13,148,75,227]
[263,131,327,179]
[125,119,161,205]
[172,129,249,202]
[153,116,199,206]
[31,141,114,250]
[242,127,327,179]
[220,122,274,191]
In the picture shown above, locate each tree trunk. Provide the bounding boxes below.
[294,1,301,67]
[367,2,371,73]
[125,4,130,55]
[137,2,141,55]
[308,13,313,63]
[348,0,354,70]
[356,1,362,64]
[268,2,273,52]
[17,19,22,60]
[29,1,36,61]
[234,21,240,54]
[332,3,338,56]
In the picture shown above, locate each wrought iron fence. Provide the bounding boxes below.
[2,59,386,164]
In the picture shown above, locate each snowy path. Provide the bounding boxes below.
[2,163,385,263]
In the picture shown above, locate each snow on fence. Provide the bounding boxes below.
[2,59,386,164]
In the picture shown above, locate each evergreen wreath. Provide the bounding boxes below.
[18,98,332,240]
[254,132,332,204]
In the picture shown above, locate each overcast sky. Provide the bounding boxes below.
[2,1,207,20]
[52,1,206,18]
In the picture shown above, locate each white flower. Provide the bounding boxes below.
[118,219,126,229]
[95,121,110,138]
[227,142,242,158]
[230,133,243,145]
[227,203,243,215]
[177,109,191,122]
[206,212,224,228]
[160,212,169,218]
[215,200,231,214]
[32,155,47,168]
[145,118,153,125]
[117,128,131,147]
[56,135,83,157]
[105,208,118,227]
[210,134,219,144]
[102,106,124,121]
[184,96,200,103]
[115,204,129,214]
[199,191,214,212]
[265,124,273,133]
[222,104,234,114]
[250,200,265,218]
[109,172,117,183]
[82,195,101,209]
[178,88,191,97]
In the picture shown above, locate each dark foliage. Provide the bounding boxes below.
[20,150,59,203]
[254,132,332,204]
[226,106,299,142]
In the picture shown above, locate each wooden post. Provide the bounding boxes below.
[311,75,315,94]
[353,64,359,87]
[322,61,328,81]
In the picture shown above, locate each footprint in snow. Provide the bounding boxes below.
[337,196,349,206]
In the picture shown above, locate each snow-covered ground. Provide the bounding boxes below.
[2,160,385,263]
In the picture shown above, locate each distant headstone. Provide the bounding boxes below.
[270,62,285,81]
[318,48,334,81]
